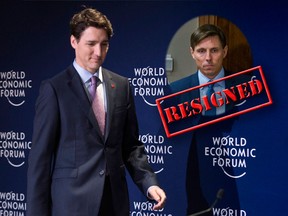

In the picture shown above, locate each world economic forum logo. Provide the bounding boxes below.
[205,135,256,179]
[139,133,172,174]
[0,70,32,106]
[0,131,31,167]
[129,66,168,106]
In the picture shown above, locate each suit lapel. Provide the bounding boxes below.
[224,70,238,111]
[102,69,116,142]
[65,66,104,141]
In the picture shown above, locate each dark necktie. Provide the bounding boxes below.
[89,76,106,135]
[205,81,216,116]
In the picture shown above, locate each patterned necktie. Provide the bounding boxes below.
[89,76,106,135]
[205,81,216,116]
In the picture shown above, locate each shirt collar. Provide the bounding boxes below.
[198,67,225,88]
[73,60,103,84]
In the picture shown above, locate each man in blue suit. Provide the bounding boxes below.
[169,24,247,215]
[26,7,166,216]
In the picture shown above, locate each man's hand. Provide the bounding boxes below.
[148,186,167,210]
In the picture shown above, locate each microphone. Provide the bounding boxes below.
[189,189,224,216]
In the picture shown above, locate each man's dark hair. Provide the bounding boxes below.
[190,24,227,49]
[70,7,114,41]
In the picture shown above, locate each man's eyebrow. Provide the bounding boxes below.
[196,46,220,50]
[86,40,109,43]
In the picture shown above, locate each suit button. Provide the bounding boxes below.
[99,170,105,176]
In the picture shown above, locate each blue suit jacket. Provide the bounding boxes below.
[168,70,249,215]
[26,65,158,216]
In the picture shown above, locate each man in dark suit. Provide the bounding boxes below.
[168,24,247,215]
[26,7,166,216]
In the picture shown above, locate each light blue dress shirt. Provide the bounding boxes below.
[198,68,226,115]
[73,60,107,112]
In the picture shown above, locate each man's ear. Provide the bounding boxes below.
[223,45,228,58]
[190,47,195,60]
[70,35,77,49]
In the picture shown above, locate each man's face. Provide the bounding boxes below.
[190,35,228,79]
[71,27,109,74]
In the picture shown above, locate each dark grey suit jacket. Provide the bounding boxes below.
[26,65,158,216]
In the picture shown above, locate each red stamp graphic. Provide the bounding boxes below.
[156,66,273,138]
